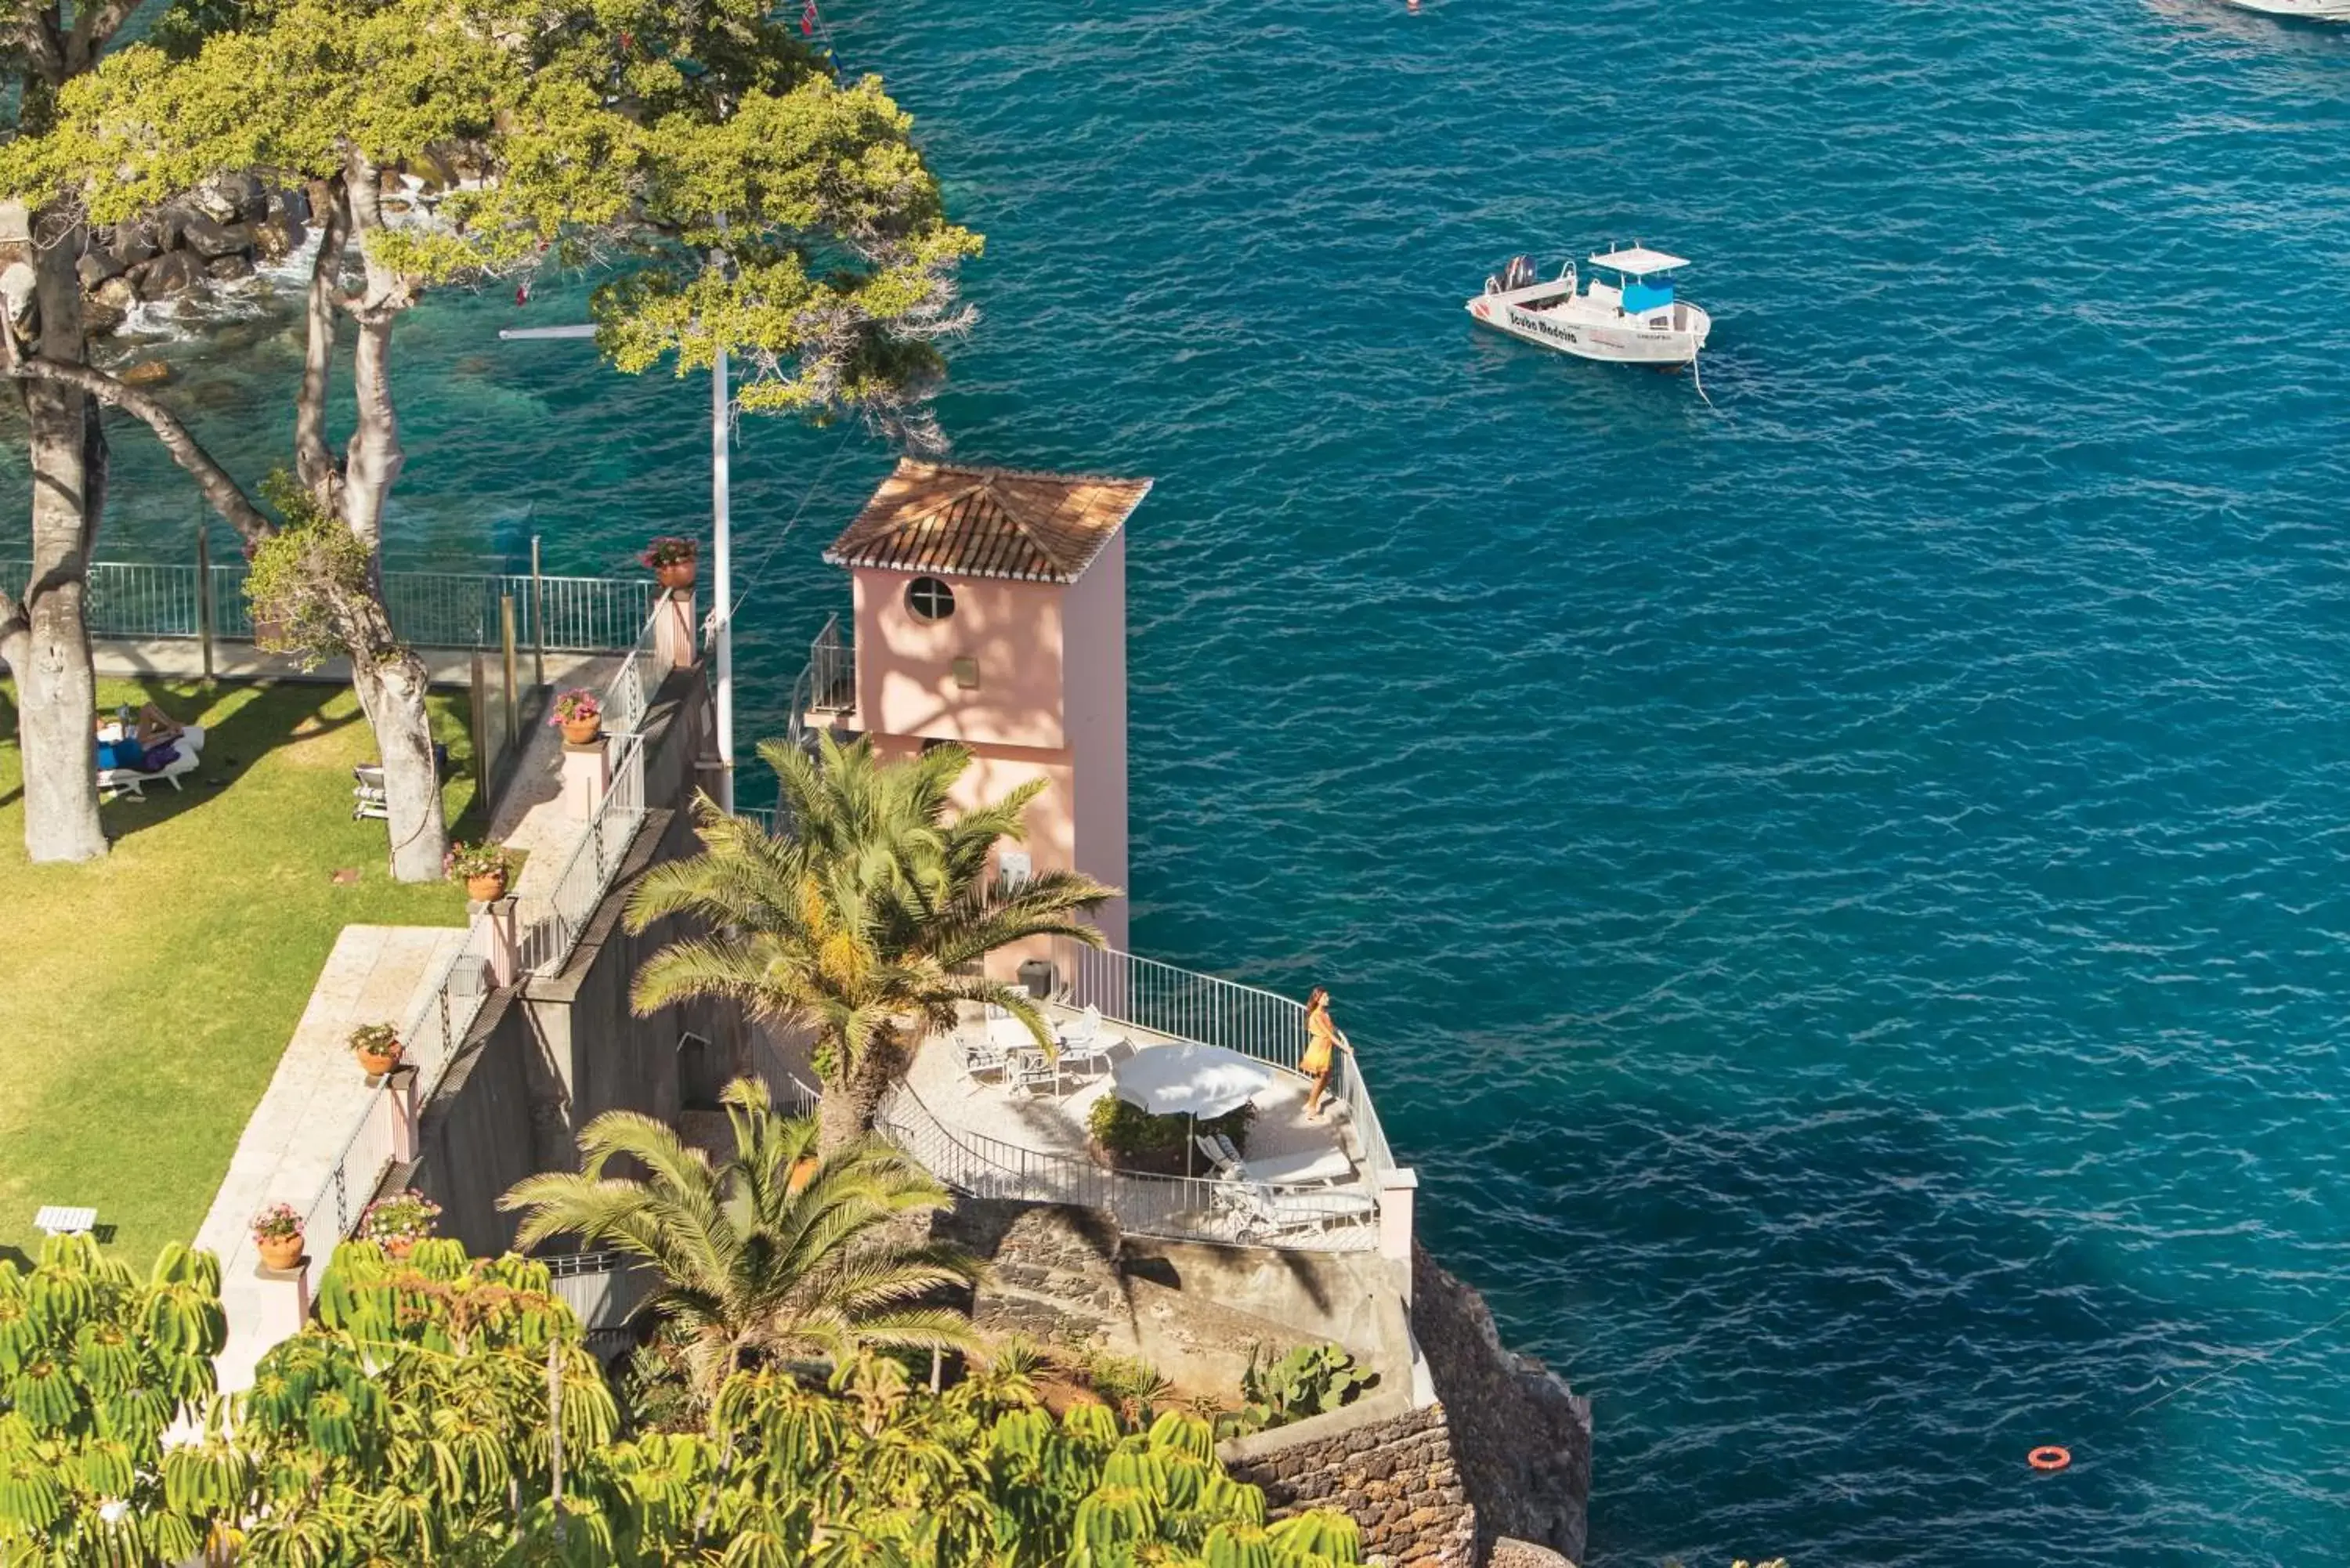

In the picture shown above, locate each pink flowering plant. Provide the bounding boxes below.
[250,1202,302,1246]
[641,537,696,569]
[550,688,602,726]
[445,840,509,881]
[360,1190,441,1248]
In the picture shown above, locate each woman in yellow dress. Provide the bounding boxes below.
[1302,988,1352,1121]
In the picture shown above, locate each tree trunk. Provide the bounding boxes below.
[12,228,107,864]
[815,1031,909,1154]
[294,182,349,501]
[347,635,446,883]
[333,159,442,880]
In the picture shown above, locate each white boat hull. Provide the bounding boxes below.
[2218,0,2350,16]
[1465,285,1711,367]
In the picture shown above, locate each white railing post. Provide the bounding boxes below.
[382,1065,420,1165]
[253,1248,313,1338]
[485,898,519,989]
[656,586,697,670]
[1379,1167,1417,1288]
[561,734,610,821]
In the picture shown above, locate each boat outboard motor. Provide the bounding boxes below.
[1502,255,1537,291]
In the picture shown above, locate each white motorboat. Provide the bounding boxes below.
[2214,0,2350,17]
[1466,245,1712,373]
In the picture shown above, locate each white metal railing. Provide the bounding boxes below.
[876,1082,1376,1252]
[807,615,854,712]
[599,603,664,738]
[222,911,501,1282]
[520,732,649,977]
[0,558,655,651]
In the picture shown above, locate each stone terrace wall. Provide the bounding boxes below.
[1412,1248,1592,1566]
[1221,1391,1477,1568]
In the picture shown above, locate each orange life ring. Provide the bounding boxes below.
[2028,1446,2070,1472]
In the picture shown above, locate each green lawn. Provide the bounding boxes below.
[0,677,479,1270]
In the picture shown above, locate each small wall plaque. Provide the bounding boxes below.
[951,656,980,690]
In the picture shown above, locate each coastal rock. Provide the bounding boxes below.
[132,251,202,298]
[154,206,188,251]
[178,215,253,260]
[92,276,137,316]
[120,359,173,388]
[76,250,126,290]
[251,208,306,259]
[204,254,254,281]
[0,261,34,322]
[274,185,313,226]
[0,201,28,246]
[1488,1541,1574,1568]
[110,219,160,267]
[193,172,266,223]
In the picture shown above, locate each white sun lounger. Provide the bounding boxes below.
[98,724,204,800]
[1213,1178,1377,1242]
[1196,1133,1354,1188]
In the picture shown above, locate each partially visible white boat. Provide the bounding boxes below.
[1466,246,1712,377]
[2214,0,2350,18]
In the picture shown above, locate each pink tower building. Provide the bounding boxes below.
[806,459,1153,966]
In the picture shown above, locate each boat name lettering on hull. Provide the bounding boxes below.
[1507,308,1578,345]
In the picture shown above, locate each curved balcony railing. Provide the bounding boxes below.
[1054,941,1395,1192]
[875,1082,1377,1253]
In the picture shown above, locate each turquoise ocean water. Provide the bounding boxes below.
[14,0,2350,1559]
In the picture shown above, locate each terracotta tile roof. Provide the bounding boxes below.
[824,460,1153,585]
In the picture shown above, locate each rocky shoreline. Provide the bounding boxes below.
[0,175,313,338]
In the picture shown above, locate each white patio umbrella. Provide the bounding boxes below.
[1110,1043,1276,1175]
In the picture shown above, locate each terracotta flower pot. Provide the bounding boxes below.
[466,870,508,903]
[561,714,603,747]
[356,1043,403,1078]
[656,560,697,591]
[257,1233,303,1271]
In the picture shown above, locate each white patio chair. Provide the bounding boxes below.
[961,1031,1010,1085]
[1213,1179,1376,1243]
[1195,1136,1242,1176]
[1007,1048,1061,1097]
[1054,1007,1122,1080]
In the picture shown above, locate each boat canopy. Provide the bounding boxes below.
[1588,245,1689,276]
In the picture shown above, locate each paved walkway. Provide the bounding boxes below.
[488,654,624,963]
[194,924,463,1393]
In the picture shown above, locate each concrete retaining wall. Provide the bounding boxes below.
[395,663,741,1250]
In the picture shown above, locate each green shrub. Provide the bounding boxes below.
[243,472,374,670]
[1220,1342,1377,1438]
[1087,1097,1254,1164]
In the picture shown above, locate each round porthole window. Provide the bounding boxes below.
[907,576,956,623]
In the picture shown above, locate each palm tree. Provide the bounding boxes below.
[499,1078,982,1401]
[624,733,1117,1150]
